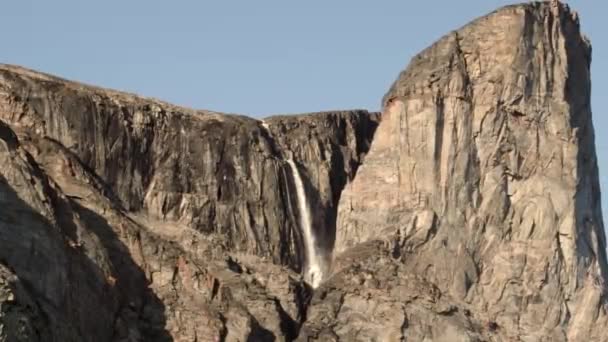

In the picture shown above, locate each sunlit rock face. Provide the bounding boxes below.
[1,1,607,341]
[0,63,377,340]
[0,64,378,270]
[331,1,608,341]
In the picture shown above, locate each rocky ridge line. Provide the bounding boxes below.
[1,1,607,341]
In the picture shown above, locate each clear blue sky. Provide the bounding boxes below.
[2,1,607,220]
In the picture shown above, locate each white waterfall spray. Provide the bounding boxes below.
[286,159,323,288]
[261,121,270,132]
[259,119,324,288]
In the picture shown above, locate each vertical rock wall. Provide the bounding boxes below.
[336,2,608,340]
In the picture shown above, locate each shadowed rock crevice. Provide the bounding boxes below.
[0,174,169,341]
[0,119,172,340]
[264,111,380,271]
[0,262,48,341]
[70,202,172,341]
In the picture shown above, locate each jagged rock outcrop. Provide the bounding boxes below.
[334,1,608,340]
[0,65,377,340]
[0,120,126,341]
[298,241,491,341]
[1,1,607,341]
[0,101,328,341]
[0,65,377,271]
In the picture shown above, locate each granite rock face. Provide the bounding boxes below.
[0,65,377,272]
[264,112,379,266]
[335,1,608,341]
[298,242,491,342]
[1,1,607,341]
[0,65,377,340]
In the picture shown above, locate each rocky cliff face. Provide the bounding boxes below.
[332,1,608,341]
[0,65,378,271]
[0,1,606,341]
[0,64,378,341]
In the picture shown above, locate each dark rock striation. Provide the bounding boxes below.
[0,65,378,271]
[0,1,607,341]
[0,65,377,340]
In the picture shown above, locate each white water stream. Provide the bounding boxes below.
[286,159,323,288]
[259,120,324,288]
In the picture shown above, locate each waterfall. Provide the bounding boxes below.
[286,159,323,288]
[261,121,270,133]
[258,119,324,288]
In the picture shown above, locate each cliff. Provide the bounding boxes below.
[329,1,607,341]
[1,1,607,341]
[0,65,378,340]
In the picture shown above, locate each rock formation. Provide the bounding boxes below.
[0,64,378,341]
[331,1,608,341]
[0,1,606,341]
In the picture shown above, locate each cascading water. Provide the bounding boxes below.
[259,119,324,288]
[286,159,323,288]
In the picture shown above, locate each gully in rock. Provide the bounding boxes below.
[286,158,324,288]
[259,119,325,287]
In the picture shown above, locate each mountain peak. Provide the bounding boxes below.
[333,0,606,340]
[0,2,605,341]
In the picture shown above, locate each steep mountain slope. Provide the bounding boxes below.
[0,1,606,341]
[331,1,607,341]
[0,64,378,271]
[0,64,377,340]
